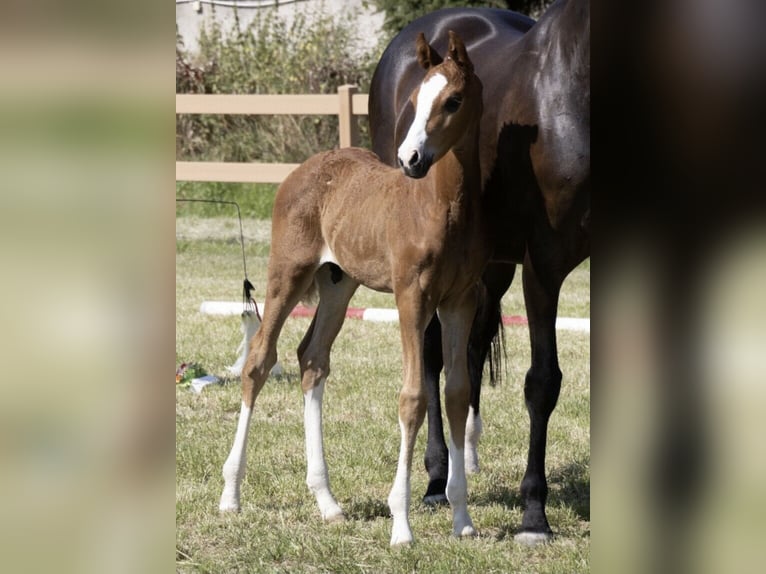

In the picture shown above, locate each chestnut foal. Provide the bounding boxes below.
[219,31,489,546]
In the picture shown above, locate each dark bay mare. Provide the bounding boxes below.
[369,0,590,544]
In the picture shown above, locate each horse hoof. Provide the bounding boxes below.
[464,458,480,475]
[514,530,553,546]
[390,529,415,547]
[423,478,448,506]
[323,509,346,524]
[453,524,477,538]
[423,493,448,506]
[218,501,240,513]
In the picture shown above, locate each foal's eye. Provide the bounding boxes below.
[444,96,463,113]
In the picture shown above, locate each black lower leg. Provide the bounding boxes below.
[422,315,448,503]
[519,365,561,535]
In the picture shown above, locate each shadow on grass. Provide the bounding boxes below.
[548,459,590,521]
[473,457,590,523]
[345,497,391,521]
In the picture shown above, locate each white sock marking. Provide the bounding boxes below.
[220,401,252,512]
[447,437,476,537]
[388,418,414,546]
[464,405,483,474]
[304,380,343,521]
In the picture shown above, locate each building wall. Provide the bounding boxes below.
[176,0,384,54]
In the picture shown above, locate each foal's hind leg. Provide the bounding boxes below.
[438,287,479,538]
[219,261,317,513]
[298,264,358,523]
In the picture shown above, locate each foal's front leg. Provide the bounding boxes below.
[438,288,479,538]
[388,289,430,546]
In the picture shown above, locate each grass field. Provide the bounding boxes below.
[176,215,590,573]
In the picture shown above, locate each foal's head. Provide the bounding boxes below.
[397,30,482,179]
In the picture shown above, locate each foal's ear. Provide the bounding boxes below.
[447,30,473,74]
[416,32,443,70]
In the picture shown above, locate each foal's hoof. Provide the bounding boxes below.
[390,534,414,547]
[322,509,346,524]
[319,501,346,523]
[390,527,415,547]
[218,501,240,514]
[514,530,553,546]
[464,455,481,475]
[453,524,478,538]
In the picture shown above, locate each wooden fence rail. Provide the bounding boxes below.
[176,85,369,184]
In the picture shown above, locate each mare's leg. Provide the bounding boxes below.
[438,287,480,538]
[297,264,358,522]
[421,262,517,501]
[219,260,317,513]
[422,315,448,505]
[388,286,432,546]
[514,251,562,544]
[464,262,516,474]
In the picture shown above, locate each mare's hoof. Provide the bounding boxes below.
[423,493,448,506]
[422,478,448,506]
[514,530,553,546]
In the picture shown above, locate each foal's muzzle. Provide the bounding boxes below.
[398,150,432,179]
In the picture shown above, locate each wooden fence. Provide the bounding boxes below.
[176,85,369,184]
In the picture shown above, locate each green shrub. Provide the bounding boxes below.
[364,0,553,41]
[176,7,379,218]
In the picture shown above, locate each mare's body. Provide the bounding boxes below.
[369,0,590,543]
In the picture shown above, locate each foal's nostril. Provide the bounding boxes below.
[409,150,420,166]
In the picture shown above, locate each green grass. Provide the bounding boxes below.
[177,216,589,572]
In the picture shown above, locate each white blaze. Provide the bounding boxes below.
[397,73,448,167]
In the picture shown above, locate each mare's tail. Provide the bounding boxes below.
[487,309,506,387]
[484,286,506,387]
[470,281,507,387]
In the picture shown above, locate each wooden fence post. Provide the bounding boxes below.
[338,85,359,148]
